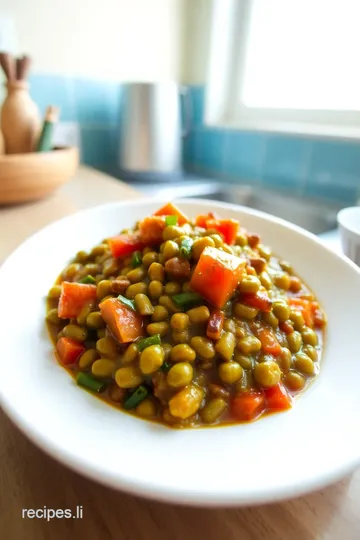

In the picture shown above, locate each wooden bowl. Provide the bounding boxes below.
[0,146,79,205]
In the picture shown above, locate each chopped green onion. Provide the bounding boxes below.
[172,292,204,309]
[76,372,106,393]
[179,237,193,259]
[117,295,136,311]
[80,274,96,285]
[161,361,171,373]
[123,385,148,410]
[165,215,178,226]
[131,251,142,268]
[136,334,161,352]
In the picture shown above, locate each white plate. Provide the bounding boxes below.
[1,198,360,507]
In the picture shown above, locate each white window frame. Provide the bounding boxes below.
[205,0,360,139]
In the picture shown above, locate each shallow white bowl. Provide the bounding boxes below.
[1,198,360,507]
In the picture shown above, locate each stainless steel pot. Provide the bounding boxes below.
[119,82,190,174]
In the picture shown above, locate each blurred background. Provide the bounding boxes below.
[1,0,360,222]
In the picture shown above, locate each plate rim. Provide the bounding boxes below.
[1,197,360,507]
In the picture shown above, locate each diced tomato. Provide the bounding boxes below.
[56,337,85,365]
[58,282,97,319]
[205,218,239,245]
[99,297,144,343]
[195,212,219,228]
[108,232,145,258]
[153,202,189,226]
[190,246,246,308]
[231,391,266,422]
[242,292,272,312]
[279,320,294,335]
[206,309,225,340]
[289,298,314,327]
[257,327,282,356]
[138,216,166,244]
[264,383,293,411]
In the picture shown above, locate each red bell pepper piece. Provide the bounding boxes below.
[206,309,225,340]
[205,218,239,245]
[242,292,272,312]
[279,320,294,335]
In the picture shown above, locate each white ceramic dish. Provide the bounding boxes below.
[337,206,360,266]
[1,198,360,507]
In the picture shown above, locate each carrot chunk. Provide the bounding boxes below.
[56,337,85,365]
[99,297,144,343]
[108,233,145,258]
[311,301,326,328]
[153,202,189,225]
[195,212,219,228]
[138,216,166,244]
[58,282,97,319]
[190,247,246,308]
[257,327,282,356]
[231,391,266,421]
[264,383,293,411]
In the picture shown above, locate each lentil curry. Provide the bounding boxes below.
[46,203,326,428]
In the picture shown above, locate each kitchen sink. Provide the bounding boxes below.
[188,185,341,235]
[131,179,341,235]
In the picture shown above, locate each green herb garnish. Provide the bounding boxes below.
[136,334,161,352]
[117,295,136,311]
[161,361,171,373]
[179,237,193,259]
[131,251,142,268]
[76,372,106,393]
[172,292,203,309]
[123,385,148,409]
[165,215,178,226]
[80,275,96,284]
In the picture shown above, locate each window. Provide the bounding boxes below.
[206,0,360,138]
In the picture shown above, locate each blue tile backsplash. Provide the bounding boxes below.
[28,74,360,204]
[30,74,76,122]
[223,131,264,182]
[73,79,120,126]
[262,136,310,193]
[185,86,360,204]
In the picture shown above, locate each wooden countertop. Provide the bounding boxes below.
[1,166,359,539]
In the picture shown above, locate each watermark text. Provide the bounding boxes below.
[22,506,83,521]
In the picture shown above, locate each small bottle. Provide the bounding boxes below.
[37,106,60,152]
[1,80,40,154]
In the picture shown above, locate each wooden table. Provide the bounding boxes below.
[1,166,359,540]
